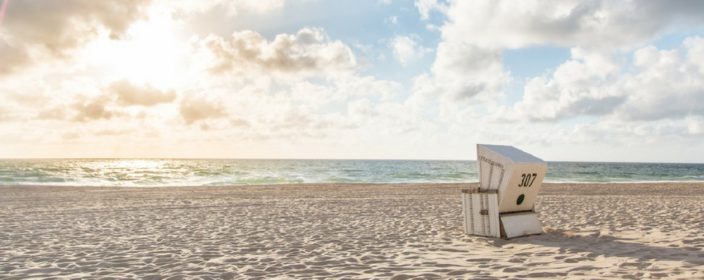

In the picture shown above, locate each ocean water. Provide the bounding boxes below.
[0,159,702,187]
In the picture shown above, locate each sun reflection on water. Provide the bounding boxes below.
[96,159,166,170]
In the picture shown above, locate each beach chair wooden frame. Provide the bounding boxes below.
[462,144,547,239]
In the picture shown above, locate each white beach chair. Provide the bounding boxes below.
[462,144,547,239]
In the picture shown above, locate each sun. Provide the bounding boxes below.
[81,8,188,89]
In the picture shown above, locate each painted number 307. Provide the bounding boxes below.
[518,173,538,187]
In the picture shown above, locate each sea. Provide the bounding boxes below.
[0,159,703,187]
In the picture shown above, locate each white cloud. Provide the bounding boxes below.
[686,116,704,135]
[111,80,176,106]
[2,0,703,160]
[410,41,508,104]
[617,42,704,121]
[401,0,704,161]
[231,0,285,14]
[389,35,430,65]
[385,16,399,26]
[72,95,117,122]
[0,0,152,75]
[204,28,357,76]
[414,0,704,122]
[412,0,704,105]
[502,39,704,122]
[415,0,448,20]
[168,0,284,15]
[0,36,28,75]
[179,95,226,125]
[439,0,704,50]
[501,48,623,121]
[37,18,387,140]
[685,37,704,73]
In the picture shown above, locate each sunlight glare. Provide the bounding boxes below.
[82,8,187,88]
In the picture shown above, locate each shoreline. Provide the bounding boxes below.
[1,181,702,193]
[3,179,704,188]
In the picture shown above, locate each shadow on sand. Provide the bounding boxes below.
[491,229,704,265]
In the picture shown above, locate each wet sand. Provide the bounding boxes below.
[1,183,703,279]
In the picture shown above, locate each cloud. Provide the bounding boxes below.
[385,16,399,26]
[4,0,151,49]
[173,0,284,16]
[0,106,9,121]
[503,39,704,122]
[406,0,704,159]
[685,37,704,72]
[686,116,704,135]
[502,48,624,121]
[110,80,176,106]
[415,0,448,20]
[230,118,250,127]
[1,0,702,160]
[36,107,68,120]
[414,0,704,123]
[171,0,287,40]
[411,42,508,103]
[204,28,357,75]
[230,0,284,14]
[180,96,226,125]
[617,42,704,121]
[0,0,152,75]
[94,128,134,136]
[72,95,115,122]
[30,80,177,122]
[329,75,402,100]
[412,0,704,101]
[438,0,704,49]
[0,38,29,75]
[389,35,431,65]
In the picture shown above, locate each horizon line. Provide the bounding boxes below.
[0,157,702,165]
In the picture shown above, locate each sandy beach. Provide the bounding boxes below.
[1,183,703,279]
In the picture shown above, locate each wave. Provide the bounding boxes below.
[0,159,702,187]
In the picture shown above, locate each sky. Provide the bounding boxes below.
[0,0,703,162]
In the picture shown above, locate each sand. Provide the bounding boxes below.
[1,183,703,279]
